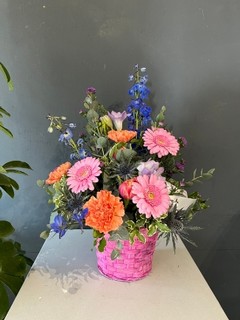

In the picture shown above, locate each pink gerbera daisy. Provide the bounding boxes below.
[143,127,180,158]
[131,174,170,218]
[67,157,101,193]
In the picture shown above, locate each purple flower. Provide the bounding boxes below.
[59,128,73,145]
[179,136,187,147]
[108,111,129,130]
[176,160,185,172]
[86,87,96,94]
[137,160,164,178]
[50,215,67,239]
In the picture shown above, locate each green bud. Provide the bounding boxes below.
[47,126,54,133]
[100,115,113,129]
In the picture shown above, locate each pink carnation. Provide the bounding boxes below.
[67,157,101,193]
[143,127,180,158]
[131,174,170,218]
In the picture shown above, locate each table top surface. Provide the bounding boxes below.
[5,230,228,320]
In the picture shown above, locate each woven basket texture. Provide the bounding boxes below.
[96,231,158,282]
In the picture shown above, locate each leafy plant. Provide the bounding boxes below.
[0,62,32,320]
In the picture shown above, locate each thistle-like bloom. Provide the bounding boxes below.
[72,208,88,228]
[131,174,170,218]
[50,215,67,238]
[67,157,101,193]
[84,190,124,233]
[143,127,180,158]
[108,111,129,131]
[108,130,137,143]
[137,160,164,177]
[46,162,71,185]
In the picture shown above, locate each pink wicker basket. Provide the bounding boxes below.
[96,231,158,282]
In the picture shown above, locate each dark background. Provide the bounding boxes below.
[1,1,239,318]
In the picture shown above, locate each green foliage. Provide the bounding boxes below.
[0,62,32,319]
[185,168,215,186]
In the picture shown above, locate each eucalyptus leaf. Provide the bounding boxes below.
[111,249,121,260]
[96,136,107,148]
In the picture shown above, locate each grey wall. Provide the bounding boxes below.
[1,1,239,318]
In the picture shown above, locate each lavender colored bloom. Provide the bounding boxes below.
[50,215,67,239]
[86,87,96,94]
[176,160,185,172]
[137,160,164,178]
[108,111,128,130]
[59,128,73,145]
[179,136,187,147]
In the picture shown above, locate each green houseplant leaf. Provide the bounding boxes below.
[0,62,32,319]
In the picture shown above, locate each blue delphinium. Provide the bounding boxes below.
[127,65,152,132]
[50,215,67,238]
[59,127,73,145]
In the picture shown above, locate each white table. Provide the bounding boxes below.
[5,230,228,320]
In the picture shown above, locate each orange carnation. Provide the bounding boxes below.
[46,162,71,185]
[107,130,137,143]
[84,190,124,233]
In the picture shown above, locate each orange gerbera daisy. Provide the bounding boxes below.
[84,190,124,233]
[107,130,137,143]
[46,162,71,185]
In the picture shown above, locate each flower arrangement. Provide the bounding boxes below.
[38,65,214,258]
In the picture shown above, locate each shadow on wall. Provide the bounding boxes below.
[195,213,240,320]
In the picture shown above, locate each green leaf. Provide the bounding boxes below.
[1,185,15,198]
[136,230,146,243]
[5,169,28,175]
[0,106,11,117]
[3,161,32,170]
[0,221,15,238]
[0,62,13,91]
[0,166,7,174]
[7,177,19,190]
[0,173,12,186]
[110,249,121,260]
[0,273,24,296]
[96,137,107,148]
[0,124,13,138]
[98,237,106,252]
[0,281,9,320]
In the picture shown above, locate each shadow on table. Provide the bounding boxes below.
[27,239,101,294]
